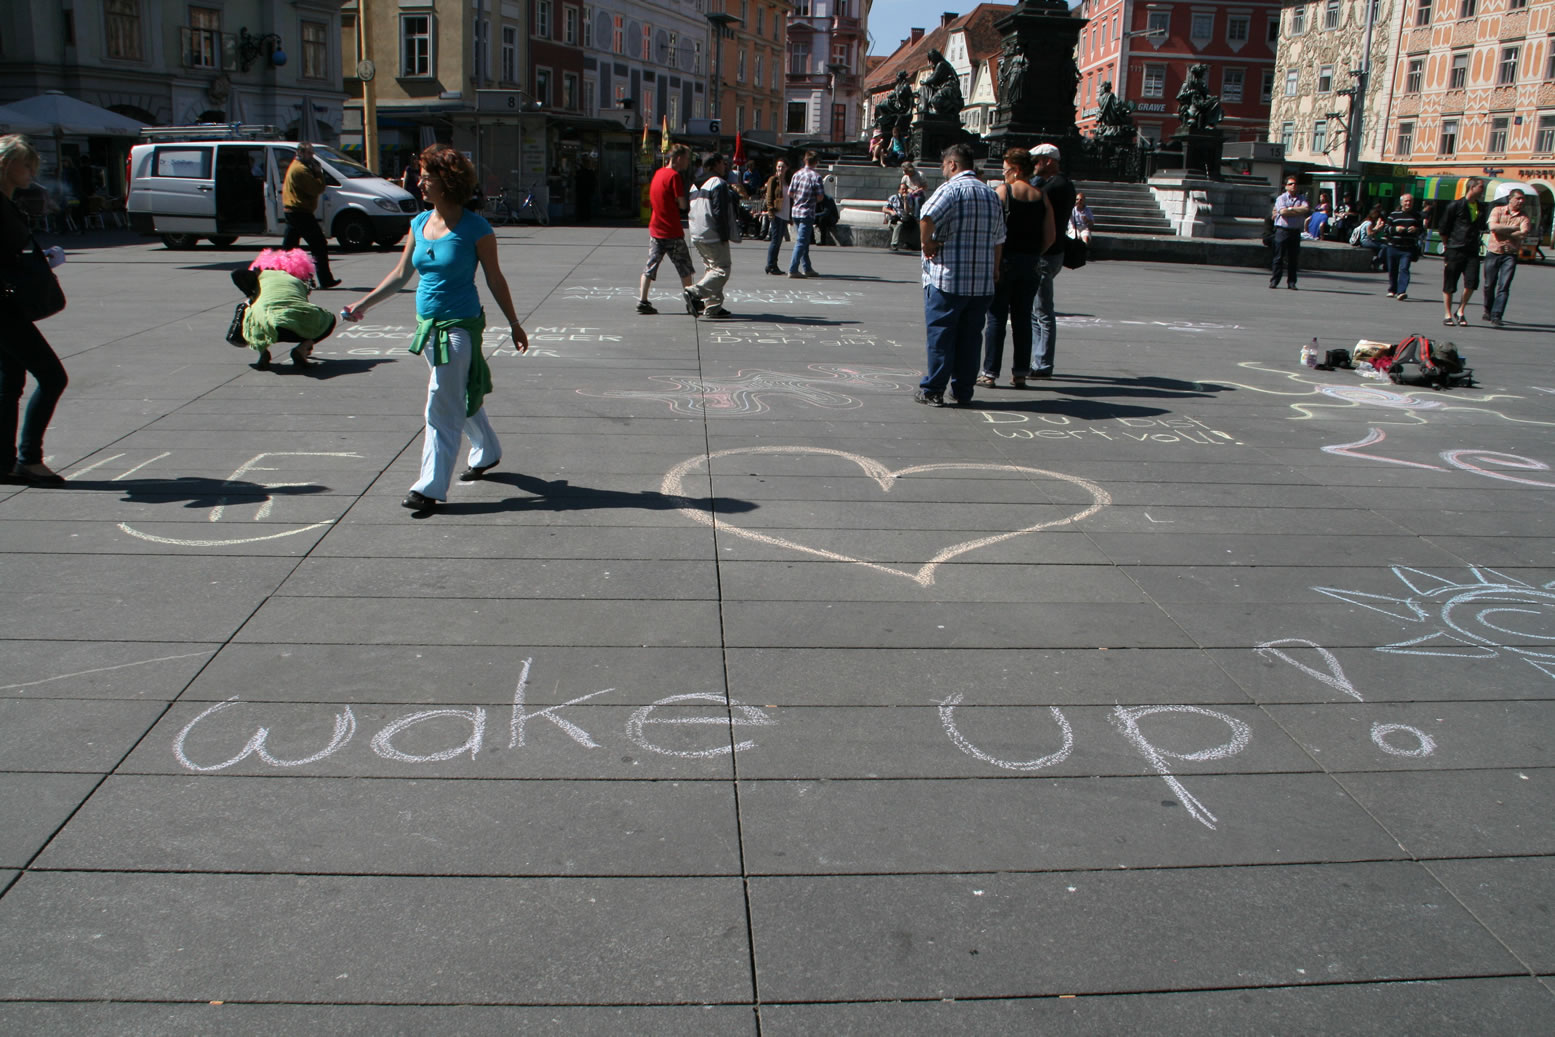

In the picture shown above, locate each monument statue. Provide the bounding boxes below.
[1094,80,1135,139]
[1175,63,1224,133]
[998,44,1028,112]
[874,70,916,136]
[922,49,964,120]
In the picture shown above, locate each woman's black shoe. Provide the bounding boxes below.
[401,490,438,510]
[459,459,501,481]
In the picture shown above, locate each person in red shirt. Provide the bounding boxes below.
[636,145,697,315]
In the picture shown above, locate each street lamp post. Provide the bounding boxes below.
[705,12,741,133]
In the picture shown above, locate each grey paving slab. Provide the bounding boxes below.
[176,644,726,706]
[1217,638,1555,703]
[312,521,715,559]
[121,701,747,779]
[722,647,1253,706]
[1264,701,1555,771]
[1084,531,1475,568]
[0,518,336,556]
[721,601,1193,649]
[0,1004,759,1037]
[234,597,723,647]
[274,556,716,600]
[746,862,1521,1001]
[0,486,358,523]
[758,977,1555,1036]
[1429,857,1555,974]
[1338,769,1555,859]
[737,773,1395,873]
[0,772,101,867]
[0,555,297,642]
[709,528,1115,566]
[0,872,752,1003]
[38,775,740,875]
[714,562,1151,604]
[0,699,166,771]
[0,641,216,700]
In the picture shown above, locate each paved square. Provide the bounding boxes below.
[2,226,1554,1030]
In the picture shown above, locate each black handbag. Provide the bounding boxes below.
[1062,234,1087,270]
[226,302,249,346]
[0,237,66,322]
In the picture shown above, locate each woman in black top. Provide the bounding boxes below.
[979,147,1055,389]
[0,135,68,484]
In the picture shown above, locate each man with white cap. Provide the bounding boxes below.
[1029,143,1073,379]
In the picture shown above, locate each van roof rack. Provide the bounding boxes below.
[138,124,284,142]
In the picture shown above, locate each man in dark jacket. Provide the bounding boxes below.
[1436,177,1487,326]
[280,143,339,289]
[686,152,741,319]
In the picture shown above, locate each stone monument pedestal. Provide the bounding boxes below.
[912,117,977,164]
[1169,130,1225,179]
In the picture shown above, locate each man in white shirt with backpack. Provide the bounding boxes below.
[685,152,741,320]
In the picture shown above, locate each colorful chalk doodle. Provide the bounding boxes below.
[1212,362,1555,426]
[578,364,918,415]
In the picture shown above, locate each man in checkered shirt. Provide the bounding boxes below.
[785,151,824,277]
[915,143,1005,407]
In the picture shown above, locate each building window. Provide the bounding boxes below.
[791,41,809,75]
[642,24,651,63]
[564,6,577,44]
[1222,67,1244,103]
[401,14,433,77]
[563,72,578,109]
[1291,5,1306,33]
[1537,114,1555,152]
[534,67,552,106]
[1227,15,1249,43]
[1147,10,1170,37]
[757,7,765,35]
[1459,0,1476,15]
[106,0,143,60]
[1313,119,1327,152]
[1191,12,1213,40]
[1414,0,1431,27]
[1396,120,1414,154]
[502,26,517,82]
[1487,116,1509,153]
[1267,15,1280,42]
[583,7,593,47]
[1280,121,1295,149]
[1438,118,1458,155]
[535,0,551,39]
[753,105,761,130]
[1324,0,1341,28]
[755,52,763,86]
[611,15,623,54]
[1143,64,1165,97]
[186,7,220,69]
[1507,0,1526,8]
[693,39,702,73]
[1284,69,1299,96]
[1548,44,1555,80]
[1406,57,1423,92]
[301,19,328,80]
[474,18,489,80]
[737,47,746,81]
[1318,65,1333,92]
[1260,69,1275,102]
[1449,52,1467,89]
[786,101,807,133]
[584,77,596,114]
[1497,46,1518,85]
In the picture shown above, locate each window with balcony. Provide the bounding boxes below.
[1191,12,1213,41]
[187,7,220,69]
[1406,57,1423,92]
[1487,116,1508,153]
[502,26,517,82]
[535,0,551,39]
[1396,120,1413,154]
[1536,114,1555,152]
[1325,0,1341,28]
[1438,118,1458,155]
[1414,0,1431,27]
[1222,67,1245,103]
[1227,15,1249,43]
[1318,65,1333,92]
[1284,69,1299,96]
[1313,119,1327,152]
[1449,52,1467,88]
[301,20,328,79]
[401,14,433,77]
[107,0,143,60]
[1498,46,1518,85]
[1143,64,1165,97]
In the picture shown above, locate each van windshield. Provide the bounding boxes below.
[312,146,377,179]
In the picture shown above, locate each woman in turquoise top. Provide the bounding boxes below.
[344,145,529,510]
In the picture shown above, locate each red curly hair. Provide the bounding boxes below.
[418,144,476,204]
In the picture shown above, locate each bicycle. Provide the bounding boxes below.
[490,184,549,226]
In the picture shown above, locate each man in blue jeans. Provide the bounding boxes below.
[1030,143,1074,378]
[786,151,824,278]
[915,143,1005,407]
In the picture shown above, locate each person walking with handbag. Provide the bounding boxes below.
[761,159,790,275]
[342,145,529,511]
[281,143,341,290]
[978,147,1054,390]
[0,135,69,485]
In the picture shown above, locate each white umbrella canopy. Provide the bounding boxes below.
[5,90,146,136]
[0,102,50,135]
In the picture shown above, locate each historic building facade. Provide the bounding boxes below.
[707,0,791,138]
[783,0,870,140]
[862,7,1013,142]
[1072,0,1281,143]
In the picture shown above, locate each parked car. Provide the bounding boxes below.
[127,131,415,250]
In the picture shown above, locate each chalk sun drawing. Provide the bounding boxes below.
[1313,566,1555,680]
[576,365,917,415]
[661,445,1111,587]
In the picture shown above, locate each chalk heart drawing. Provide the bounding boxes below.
[660,446,1111,588]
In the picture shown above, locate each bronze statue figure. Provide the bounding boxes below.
[922,48,964,120]
[1175,63,1224,133]
[874,69,916,136]
[1095,80,1135,139]
[998,44,1028,112]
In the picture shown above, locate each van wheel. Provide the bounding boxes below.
[161,233,199,250]
[333,213,374,251]
[208,235,239,247]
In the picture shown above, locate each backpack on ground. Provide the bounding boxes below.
[1387,333,1473,389]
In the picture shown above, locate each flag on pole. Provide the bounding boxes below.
[641,120,650,151]
[733,131,746,167]
[661,115,671,152]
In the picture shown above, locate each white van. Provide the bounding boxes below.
[127,133,416,250]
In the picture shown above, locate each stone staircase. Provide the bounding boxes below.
[829,161,945,248]
[1073,180,1173,236]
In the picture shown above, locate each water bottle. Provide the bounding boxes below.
[1301,337,1318,367]
[339,306,355,323]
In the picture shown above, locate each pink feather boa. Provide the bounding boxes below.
[249,248,317,281]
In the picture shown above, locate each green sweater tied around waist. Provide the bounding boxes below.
[409,312,493,417]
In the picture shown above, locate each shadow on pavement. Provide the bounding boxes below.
[970,398,1171,420]
[255,357,400,379]
[436,472,758,517]
[49,477,331,509]
[721,313,859,327]
[1038,375,1234,400]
